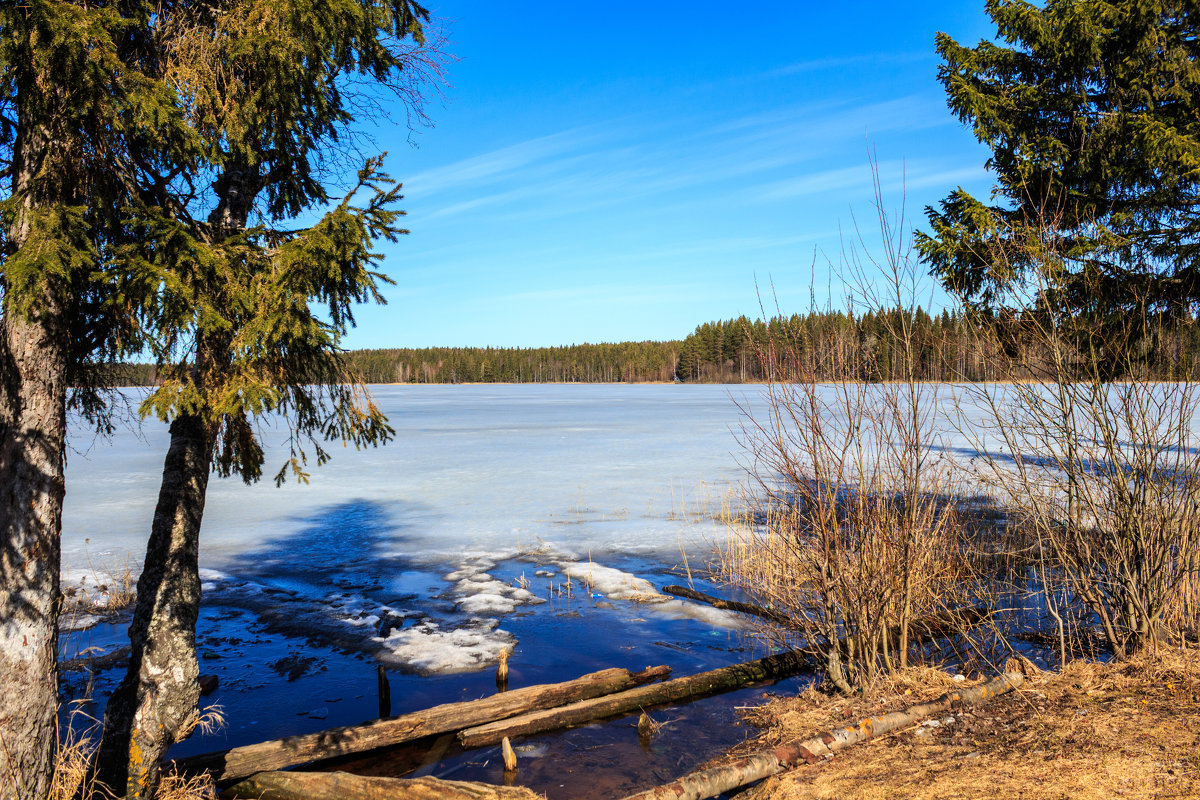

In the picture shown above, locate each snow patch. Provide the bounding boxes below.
[556,560,744,628]
[376,617,516,675]
[58,612,104,632]
[444,558,546,616]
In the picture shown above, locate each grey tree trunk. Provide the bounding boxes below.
[0,303,68,800]
[99,167,253,798]
[98,413,212,798]
[0,91,71,799]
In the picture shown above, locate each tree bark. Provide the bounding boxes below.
[98,413,213,798]
[223,771,542,800]
[617,672,1025,800]
[0,299,68,800]
[0,81,71,797]
[458,651,808,748]
[100,162,255,797]
[176,664,670,782]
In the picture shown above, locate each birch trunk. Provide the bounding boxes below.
[99,166,252,797]
[98,413,213,797]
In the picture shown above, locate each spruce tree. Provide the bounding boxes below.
[93,2,443,796]
[0,4,195,796]
[918,0,1200,351]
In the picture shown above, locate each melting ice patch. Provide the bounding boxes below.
[444,557,546,616]
[555,560,745,629]
[376,617,515,675]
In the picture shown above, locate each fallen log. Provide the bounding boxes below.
[59,645,131,673]
[661,585,791,624]
[617,672,1025,800]
[459,650,807,748]
[177,664,670,783]
[221,771,541,799]
[661,587,991,645]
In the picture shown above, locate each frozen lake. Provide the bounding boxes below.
[62,379,1198,677]
[59,380,1200,787]
[63,383,761,577]
[62,383,773,680]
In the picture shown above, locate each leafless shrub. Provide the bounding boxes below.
[720,169,980,692]
[950,213,1200,659]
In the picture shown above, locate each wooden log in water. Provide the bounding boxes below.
[661,585,791,624]
[662,585,992,645]
[617,672,1025,800]
[221,771,541,799]
[177,664,671,783]
[458,651,808,748]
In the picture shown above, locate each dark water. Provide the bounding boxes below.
[58,507,812,798]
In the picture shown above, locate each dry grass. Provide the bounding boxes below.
[67,556,138,614]
[153,769,217,800]
[733,647,1200,799]
[49,706,223,800]
[49,714,100,800]
[98,559,137,611]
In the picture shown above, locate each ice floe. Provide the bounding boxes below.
[376,617,516,675]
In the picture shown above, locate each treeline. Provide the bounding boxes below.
[342,342,681,384]
[108,307,1200,387]
[679,309,1200,382]
[679,310,988,382]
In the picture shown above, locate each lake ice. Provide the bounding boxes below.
[63,380,1195,676]
[62,384,763,674]
[64,383,762,571]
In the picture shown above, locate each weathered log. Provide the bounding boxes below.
[459,651,808,748]
[661,585,791,624]
[221,771,541,799]
[177,664,670,782]
[618,672,1025,800]
[661,586,991,645]
[58,645,131,673]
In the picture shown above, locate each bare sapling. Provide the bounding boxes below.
[720,167,974,692]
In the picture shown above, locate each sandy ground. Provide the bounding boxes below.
[728,648,1200,799]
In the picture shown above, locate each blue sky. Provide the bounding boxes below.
[348,1,999,349]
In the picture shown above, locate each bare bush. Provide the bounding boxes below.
[949,214,1200,658]
[721,174,975,692]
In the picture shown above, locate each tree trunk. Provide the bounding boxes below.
[0,300,68,800]
[100,162,255,797]
[224,771,543,800]
[0,76,73,797]
[98,413,213,798]
[176,664,671,782]
[458,651,807,748]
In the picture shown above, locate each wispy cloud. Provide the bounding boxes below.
[403,91,978,231]
[403,126,608,198]
[761,51,934,79]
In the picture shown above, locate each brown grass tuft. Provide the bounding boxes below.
[153,769,217,800]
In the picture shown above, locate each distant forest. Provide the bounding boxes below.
[114,308,1200,386]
